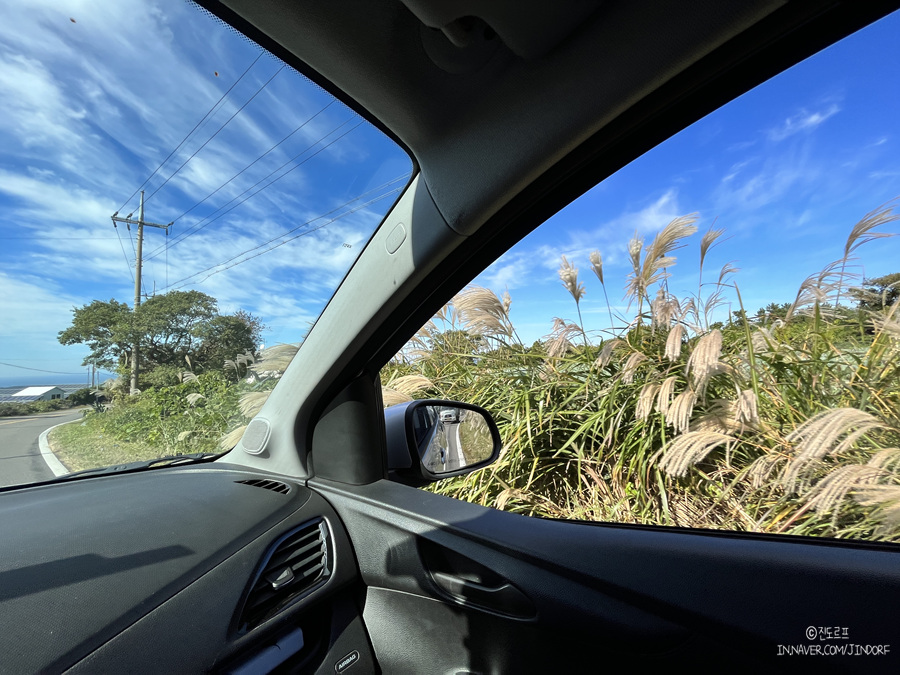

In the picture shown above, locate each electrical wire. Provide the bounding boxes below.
[142,101,336,260]
[0,362,85,375]
[171,102,334,225]
[144,117,361,261]
[162,175,407,291]
[113,223,135,284]
[142,65,285,207]
[116,52,263,215]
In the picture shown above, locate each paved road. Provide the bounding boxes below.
[443,422,466,471]
[421,421,467,473]
[0,410,82,488]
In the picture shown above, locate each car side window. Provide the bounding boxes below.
[381,9,900,543]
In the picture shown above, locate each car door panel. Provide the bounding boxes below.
[311,477,900,674]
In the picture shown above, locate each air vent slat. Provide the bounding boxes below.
[269,539,323,568]
[235,478,291,494]
[236,519,330,633]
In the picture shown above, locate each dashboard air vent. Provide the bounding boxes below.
[236,478,291,495]
[238,519,330,632]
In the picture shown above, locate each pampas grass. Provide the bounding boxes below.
[374,204,900,541]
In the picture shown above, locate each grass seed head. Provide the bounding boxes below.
[558,255,586,304]
[658,431,732,477]
[589,250,604,285]
[665,324,685,361]
[666,389,697,434]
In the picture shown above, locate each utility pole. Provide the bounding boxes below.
[111,191,171,394]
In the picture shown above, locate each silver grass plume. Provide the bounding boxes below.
[589,250,604,285]
[748,453,783,489]
[782,408,884,490]
[558,255,585,304]
[595,339,622,368]
[843,203,898,258]
[621,351,647,384]
[626,214,698,306]
[803,464,884,515]
[636,382,661,421]
[665,323,685,361]
[700,226,726,272]
[381,374,434,408]
[185,392,206,407]
[544,317,583,358]
[655,376,678,415]
[650,289,680,332]
[685,329,723,396]
[853,485,900,529]
[251,344,300,375]
[867,448,900,471]
[220,425,248,451]
[666,389,697,434]
[657,431,732,477]
[239,391,271,418]
[453,286,515,340]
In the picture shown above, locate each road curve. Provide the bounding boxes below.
[0,410,82,488]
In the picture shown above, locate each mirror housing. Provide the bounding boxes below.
[384,399,501,486]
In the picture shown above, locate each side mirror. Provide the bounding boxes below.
[384,399,501,485]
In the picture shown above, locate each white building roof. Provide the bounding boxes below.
[12,386,63,397]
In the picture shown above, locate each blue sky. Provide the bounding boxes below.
[0,0,410,386]
[474,9,900,344]
[1,1,899,385]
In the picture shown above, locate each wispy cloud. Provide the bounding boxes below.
[476,189,683,294]
[0,0,410,369]
[768,103,840,142]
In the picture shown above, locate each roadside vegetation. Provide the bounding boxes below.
[50,204,900,542]
[382,204,900,542]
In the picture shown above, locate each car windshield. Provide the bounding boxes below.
[0,0,411,487]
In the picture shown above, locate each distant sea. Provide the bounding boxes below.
[0,373,116,389]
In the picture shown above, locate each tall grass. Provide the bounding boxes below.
[381,204,900,542]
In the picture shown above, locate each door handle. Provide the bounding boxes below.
[430,571,535,618]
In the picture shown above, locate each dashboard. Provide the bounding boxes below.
[0,465,374,674]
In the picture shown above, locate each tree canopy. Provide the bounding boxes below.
[849,273,900,312]
[59,291,265,386]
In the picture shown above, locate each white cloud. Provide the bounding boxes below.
[475,189,684,298]
[767,103,840,142]
[0,0,410,367]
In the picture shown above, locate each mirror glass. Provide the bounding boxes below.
[411,406,495,474]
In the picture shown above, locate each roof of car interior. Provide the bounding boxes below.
[198,0,897,241]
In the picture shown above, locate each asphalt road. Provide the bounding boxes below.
[443,422,466,471]
[0,410,82,488]
[421,421,466,473]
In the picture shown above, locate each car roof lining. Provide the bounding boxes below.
[204,0,788,235]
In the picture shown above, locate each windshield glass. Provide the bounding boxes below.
[0,0,411,486]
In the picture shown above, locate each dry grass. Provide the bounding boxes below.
[383,204,900,542]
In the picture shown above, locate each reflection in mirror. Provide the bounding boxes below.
[415,406,494,474]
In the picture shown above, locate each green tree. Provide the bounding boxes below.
[58,291,264,386]
[849,272,900,312]
[57,298,133,371]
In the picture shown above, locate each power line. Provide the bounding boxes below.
[169,101,335,226]
[113,222,135,283]
[141,101,336,262]
[145,118,361,262]
[0,361,85,375]
[162,175,407,291]
[142,65,285,207]
[116,52,264,215]
[174,190,403,289]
